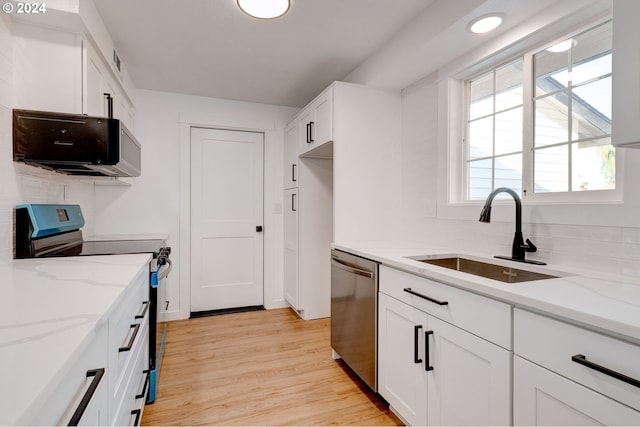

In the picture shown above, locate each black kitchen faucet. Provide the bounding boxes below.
[479,187,546,265]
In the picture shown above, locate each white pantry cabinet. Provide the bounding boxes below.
[513,308,640,425]
[283,158,333,319]
[283,82,400,318]
[378,266,511,426]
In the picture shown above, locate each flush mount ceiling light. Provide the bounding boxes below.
[546,39,577,53]
[468,15,503,34]
[237,0,290,19]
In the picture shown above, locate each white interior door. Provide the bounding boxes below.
[190,127,264,313]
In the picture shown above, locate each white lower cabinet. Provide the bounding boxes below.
[513,308,640,425]
[514,356,640,426]
[29,322,109,425]
[378,293,428,426]
[108,268,150,426]
[378,292,511,426]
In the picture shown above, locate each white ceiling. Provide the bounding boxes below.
[93,0,433,107]
[92,0,599,108]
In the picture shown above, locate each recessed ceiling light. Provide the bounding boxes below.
[237,0,290,19]
[546,39,576,53]
[468,15,503,34]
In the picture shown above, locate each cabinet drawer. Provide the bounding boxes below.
[380,266,511,349]
[113,318,149,426]
[514,308,640,411]
[29,322,108,425]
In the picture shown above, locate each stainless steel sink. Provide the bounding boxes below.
[412,257,558,283]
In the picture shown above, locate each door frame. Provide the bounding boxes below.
[174,115,289,321]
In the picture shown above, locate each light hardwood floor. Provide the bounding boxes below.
[142,308,403,426]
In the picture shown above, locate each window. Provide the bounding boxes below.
[467,59,524,200]
[464,20,614,202]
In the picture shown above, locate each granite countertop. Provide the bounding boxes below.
[332,242,640,344]
[0,254,152,425]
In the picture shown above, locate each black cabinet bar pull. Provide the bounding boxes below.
[119,324,140,352]
[403,288,449,306]
[135,301,149,319]
[306,123,311,143]
[68,368,105,426]
[414,325,423,364]
[292,193,297,212]
[131,409,141,427]
[103,93,113,119]
[571,354,640,389]
[425,330,434,372]
[309,121,315,142]
[292,164,297,182]
[135,370,150,399]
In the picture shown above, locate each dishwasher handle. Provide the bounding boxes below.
[331,258,375,279]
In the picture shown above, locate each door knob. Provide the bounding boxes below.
[256,226,263,232]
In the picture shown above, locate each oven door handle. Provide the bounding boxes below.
[157,259,172,281]
[331,258,374,279]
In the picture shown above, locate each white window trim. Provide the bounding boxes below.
[437,7,635,227]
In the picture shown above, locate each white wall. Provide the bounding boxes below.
[0,14,95,263]
[95,89,298,320]
[397,33,640,278]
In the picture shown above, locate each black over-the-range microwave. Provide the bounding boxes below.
[12,109,141,177]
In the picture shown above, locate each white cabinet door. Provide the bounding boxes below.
[312,88,332,146]
[284,121,298,189]
[86,44,106,117]
[427,316,511,426]
[299,88,333,156]
[12,24,84,113]
[514,356,640,426]
[298,108,314,154]
[378,293,428,426]
[283,189,299,309]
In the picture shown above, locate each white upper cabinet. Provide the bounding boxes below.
[12,23,84,114]
[299,87,333,156]
[11,2,136,128]
[612,0,640,148]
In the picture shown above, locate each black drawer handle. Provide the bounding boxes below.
[131,409,141,427]
[403,288,449,306]
[135,301,149,319]
[135,370,150,399]
[571,354,640,389]
[119,324,140,352]
[414,325,423,364]
[68,368,105,426]
[425,330,434,372]
[292,164,297,182]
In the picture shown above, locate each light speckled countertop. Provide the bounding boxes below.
[0,254,152,425]
[332,242,640,344]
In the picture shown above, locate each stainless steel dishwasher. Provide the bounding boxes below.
[330,249,379,392]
